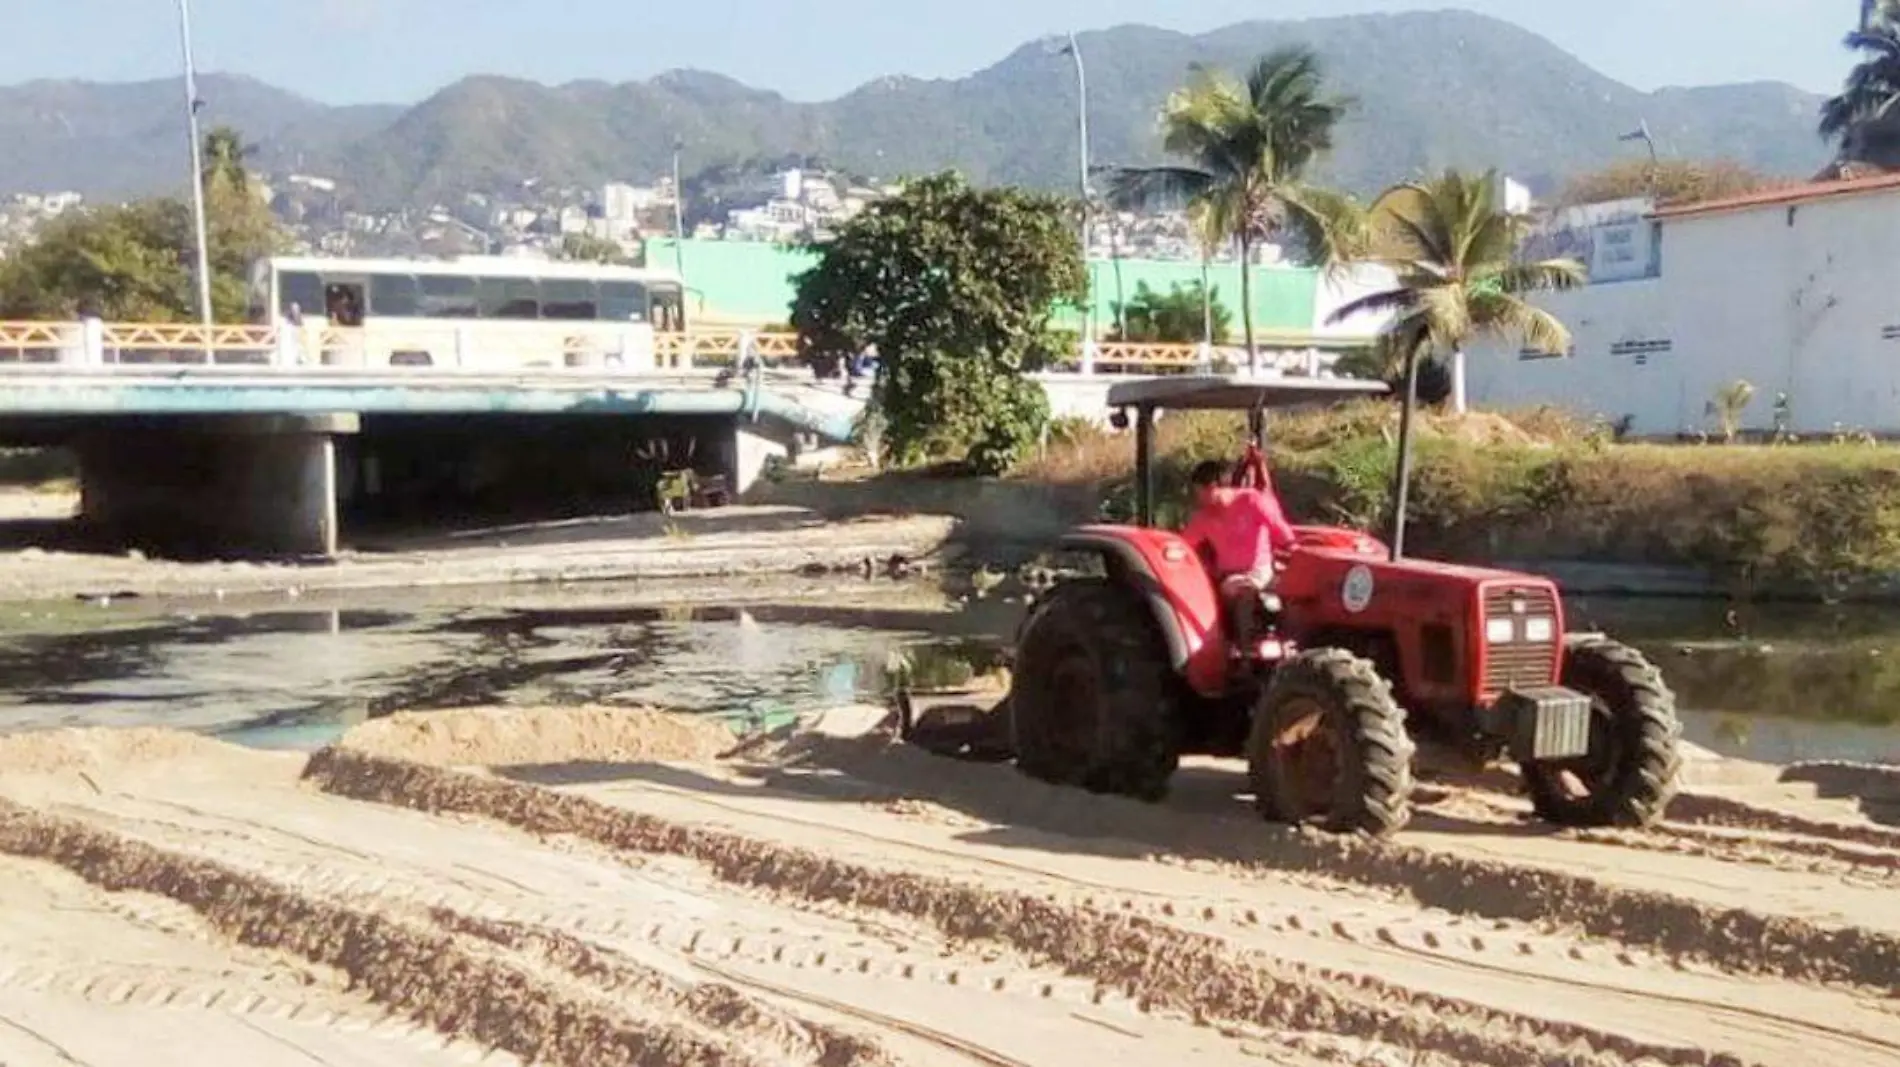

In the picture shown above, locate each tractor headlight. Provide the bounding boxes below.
[1524,616,1555,643]
[1485,617,1516,644]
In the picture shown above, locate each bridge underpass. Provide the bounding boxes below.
[0,372,848,560]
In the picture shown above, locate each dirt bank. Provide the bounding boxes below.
[0,489,955,603]
[0,709,1896,1066]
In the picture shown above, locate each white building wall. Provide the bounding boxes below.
[1467,280,1683,433]
[1469,186,1900,436]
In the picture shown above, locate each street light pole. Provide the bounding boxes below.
[1065,32,1092,345]
[175,0,214,344]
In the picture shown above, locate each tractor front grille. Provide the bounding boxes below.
[1481,585,1560,694]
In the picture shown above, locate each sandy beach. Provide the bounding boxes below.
[0,706,1894,1067]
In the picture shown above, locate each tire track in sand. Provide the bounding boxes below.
[1430,790,1900,882]
[0,797,896,1067]
[569,773,1900,1065]
[43,800,1150,1026]
[304,748,1761,1067]
[727,730,1900,994]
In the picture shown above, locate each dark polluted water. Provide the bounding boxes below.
[0,579,1895,767]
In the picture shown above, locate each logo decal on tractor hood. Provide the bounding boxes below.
[1341,564,1374,614]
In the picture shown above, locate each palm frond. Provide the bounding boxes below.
[1325,285,1420,326]
[1370,204,1449,269]
[1468,290,1572,355]
[1277,182,1369,275]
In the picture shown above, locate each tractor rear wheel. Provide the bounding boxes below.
[1525,636,1682,828]
[1248,649,1415,838]
[1009,578,1180,802]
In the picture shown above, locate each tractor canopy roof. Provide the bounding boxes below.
[1105,374,1388,412]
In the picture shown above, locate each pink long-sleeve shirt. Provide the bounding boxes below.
[1182,486,1297,576]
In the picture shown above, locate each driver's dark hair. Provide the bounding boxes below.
[1189,459,1227,488]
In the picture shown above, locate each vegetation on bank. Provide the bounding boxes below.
[1019,404,1900,591]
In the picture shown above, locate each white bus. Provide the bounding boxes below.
[247,254,689,370]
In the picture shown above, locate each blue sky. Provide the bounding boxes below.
[8,0,1868,104]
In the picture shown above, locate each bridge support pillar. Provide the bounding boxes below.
[77,414,358,560]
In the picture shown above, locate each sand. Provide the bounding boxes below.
[0,707,1896,1067]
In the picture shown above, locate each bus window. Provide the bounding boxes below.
[325,283,365,327]
[598,281,648,321]
[418,275,479,318]
[279,271,324,320]
[650,283,684,331]
[540,279,598,320]
[369,274,420,317]
[478,277,539,319]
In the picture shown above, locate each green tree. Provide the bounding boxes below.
[789,171,1085,474]
[1556,159,1775,208]
[1106,47,1362,374]
[557,232,630,264]
[1108,280,1232,343]
[0,127,285,323]
[1822,14,1900,165]
[1329,168,1585,415]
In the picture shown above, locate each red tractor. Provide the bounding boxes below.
[989,375,1681,839]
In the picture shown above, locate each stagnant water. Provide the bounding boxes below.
[0,578,1896,766]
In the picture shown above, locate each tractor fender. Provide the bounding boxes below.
[1057,526,1227,697]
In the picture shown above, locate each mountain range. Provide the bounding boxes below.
[0,9,1840,209]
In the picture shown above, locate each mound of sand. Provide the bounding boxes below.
[335,705,739,769]
[0,727,236,777]
[1420,410,1549,447]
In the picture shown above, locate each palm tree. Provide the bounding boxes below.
[1329,168,1584,415]
[201,126,254,196]
[1106,47,1362,374]
[1327,169,1583,559]
[1821,18,1900,164]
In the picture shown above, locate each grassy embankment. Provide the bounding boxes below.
[1014,402,1900,597]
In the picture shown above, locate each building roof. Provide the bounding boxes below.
[1106,374,1387,411]
[1652,170,1900,222]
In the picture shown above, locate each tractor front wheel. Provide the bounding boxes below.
[1524,636,1682,828]
[1009,578,1180,802]
[1249,649,1415,838]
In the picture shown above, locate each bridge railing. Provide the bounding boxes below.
[0,320,1338,378]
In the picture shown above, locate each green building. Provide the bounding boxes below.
[644,237,1335,343]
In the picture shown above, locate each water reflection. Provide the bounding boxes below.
[0,586,1893,766]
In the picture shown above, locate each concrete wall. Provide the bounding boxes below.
[77,416,349,558]
[1469,187,1900,436]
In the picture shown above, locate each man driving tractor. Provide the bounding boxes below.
[1182,458,1298,653]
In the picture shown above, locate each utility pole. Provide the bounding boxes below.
[176,0,214,350]
[671,137,687,282]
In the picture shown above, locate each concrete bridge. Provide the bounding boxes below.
[0,320,1349,559]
